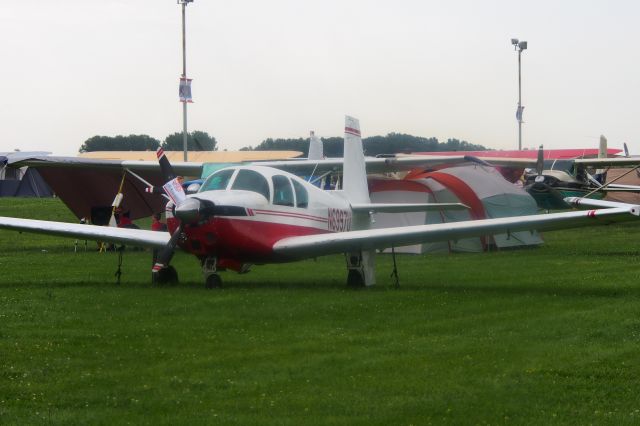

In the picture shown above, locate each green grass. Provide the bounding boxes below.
[2,198,640,424]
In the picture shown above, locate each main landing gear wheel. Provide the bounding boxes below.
[152,265,179,286]
[205,274,222,289]
[347,269,365,288]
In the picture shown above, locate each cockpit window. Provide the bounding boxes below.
[292,179,308,208]
[272,175,294,207]
[231,169,270,201]
[200,169,234,192]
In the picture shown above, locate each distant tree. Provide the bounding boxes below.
[440,138,486,151]
[251,133,486,157]
[254,138,307,155]
[161,131,217,151]
[79,134,161,152]
[239,146,254,151]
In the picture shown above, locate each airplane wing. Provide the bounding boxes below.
[396,154,538,169]
[255,155,472,175]
[14,156,204,177]
[11,156,205,221]
[12,155,476,220]
[351,202,469,213]
[0,217,170,248]
[273,204,639,259]
[574,157,640,168]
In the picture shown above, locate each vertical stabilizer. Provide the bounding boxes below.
[595,135,607,183]
[342,115,376,286]
[343,116,371,206]
[307,131,324,160]
[599,135,607,159]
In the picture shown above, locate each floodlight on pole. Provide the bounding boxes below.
[178,0,195,162]
[511,37,527,151]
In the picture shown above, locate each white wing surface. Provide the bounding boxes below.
[256,155,471,175]
[273,206,639,259]
[0,217,170,248]
[351,202,469,213]
[14,156,204,177]
[574,157,640,168]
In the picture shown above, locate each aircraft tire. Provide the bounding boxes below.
[205,274,222,290]
[153,266,179,286]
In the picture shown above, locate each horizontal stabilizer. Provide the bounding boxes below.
[351,202,469,213]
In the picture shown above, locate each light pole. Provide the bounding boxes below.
[511,38,527,151]
[178,0,195,162]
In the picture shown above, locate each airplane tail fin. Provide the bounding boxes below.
[342,116,371,206]
[595,135,607,183]
[342,115,375,286]
[307,131,324,160]
[598,135,607,159]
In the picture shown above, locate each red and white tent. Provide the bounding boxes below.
[370,164,544,253]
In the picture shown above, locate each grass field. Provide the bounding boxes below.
[2,198,640,424]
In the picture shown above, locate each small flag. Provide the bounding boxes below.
[179,77,193,103]
[163,177,186,205]
[515,105,524,122]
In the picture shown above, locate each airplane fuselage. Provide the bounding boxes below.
[166,166,353,267]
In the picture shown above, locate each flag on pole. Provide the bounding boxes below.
[179,77,193,103]
[515,105,524,122]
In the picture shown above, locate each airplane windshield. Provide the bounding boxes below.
[200,169,234,192]
[544,160,575,174]
[231,169,270,201]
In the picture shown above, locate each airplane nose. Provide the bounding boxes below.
[175,198,204,223]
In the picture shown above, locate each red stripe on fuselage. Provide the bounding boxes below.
[253,209,328,223]
[177,217,330,262]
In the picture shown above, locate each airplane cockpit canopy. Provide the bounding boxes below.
[199,167,309,208]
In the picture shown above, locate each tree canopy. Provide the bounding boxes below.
[79,131,218,152]
[79,134,161,153]
[161,131,217,151]
[253,133,487,157]
[79,131,485,155]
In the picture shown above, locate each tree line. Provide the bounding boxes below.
[79,131,217,152]
[79,131,485,156]
[248,133,486,157]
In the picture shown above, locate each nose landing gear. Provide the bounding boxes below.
[202,257,222,289]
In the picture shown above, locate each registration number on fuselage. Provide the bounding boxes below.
[328,208,352,232]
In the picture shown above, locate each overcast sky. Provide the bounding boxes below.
[1,0,638,155]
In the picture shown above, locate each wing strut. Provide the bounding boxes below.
[582,164,640,199]
[390,246,400,288]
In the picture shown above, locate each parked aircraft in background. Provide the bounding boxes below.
[1,117,640,288]
[523,139,640,209]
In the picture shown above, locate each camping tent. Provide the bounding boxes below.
[0,152,53,197]
[370,163,544,253]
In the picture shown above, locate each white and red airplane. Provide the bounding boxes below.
[1,116,639,288]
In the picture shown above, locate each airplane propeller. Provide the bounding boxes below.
[151,148,239,282]
[152,222,183,277]
[152,148,187,282]
[524,145,567,209]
